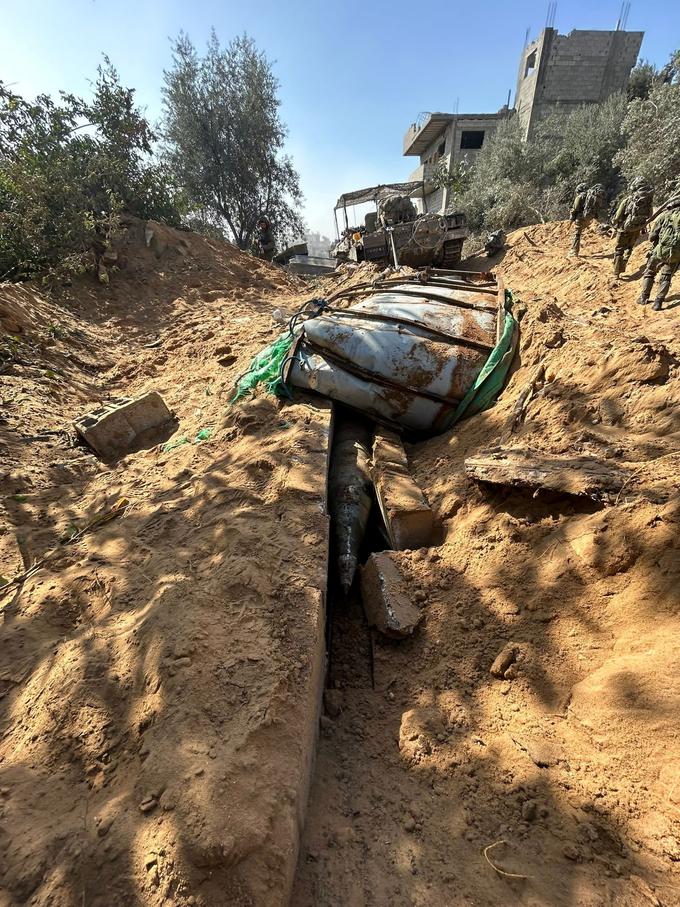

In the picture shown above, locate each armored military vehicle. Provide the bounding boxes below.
[332,180,468,269]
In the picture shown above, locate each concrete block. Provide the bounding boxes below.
[360,551,422,639]
[371,430,435,550]
[75,392,174,458]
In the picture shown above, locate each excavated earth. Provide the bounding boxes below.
[1,219,679,907]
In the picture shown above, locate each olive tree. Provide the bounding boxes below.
[162,31,304,250]
[615,57,680,197]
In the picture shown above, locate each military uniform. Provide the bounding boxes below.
[256,218,276,261]
[569,183,605,256]
[636,197,680,311]
[611,178,654,277]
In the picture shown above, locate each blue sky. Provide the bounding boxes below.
[1,0,678,237]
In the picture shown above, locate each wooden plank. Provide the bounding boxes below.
[464,448,628,503]
[372,429,435,548]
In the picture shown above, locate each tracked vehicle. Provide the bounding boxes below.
[332,181,468,269]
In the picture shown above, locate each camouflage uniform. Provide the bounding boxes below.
[256,217,276,261]
[636,197,680,311]
[611,178,654,276]
[569,183,605,256]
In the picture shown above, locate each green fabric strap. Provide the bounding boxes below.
[445,290,518,428]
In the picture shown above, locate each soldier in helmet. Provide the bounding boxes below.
[636,193,680,311]
[569,182,606,257]
[611,177,654,277]
[255,216,276,261]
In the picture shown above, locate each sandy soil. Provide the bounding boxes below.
[294,222,680,907]
[1,218,679,907]
[0,222,334,906]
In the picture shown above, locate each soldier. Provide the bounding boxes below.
[636,194,680,311]
[255,216,276,261]
[484,229,506,257]
[611,177,654,277]
[569,182,606,257]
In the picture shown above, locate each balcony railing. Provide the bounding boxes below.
[403,112,452,156]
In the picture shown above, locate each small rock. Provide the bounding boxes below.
[504,665,519,680]
[563,843,580,861]
[139,797,157,814]
[319,715,334,734]
[545,329,565,349]
[159,790,176,811]
[97,814,115,837]
[527,741,560,768]
[404,816,416,833]
[490,643,518,678]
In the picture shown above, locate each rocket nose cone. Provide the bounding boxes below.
[337,555,356,594]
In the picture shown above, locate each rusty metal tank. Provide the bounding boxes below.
[285,270,506,435]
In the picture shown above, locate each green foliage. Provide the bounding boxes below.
[0,60,184,280]
[455,75,678,233]
[628,60,659,101]
[454,118,563,231]
[537,93,629,200]
[161,31,304,250]
[431,158,473,195]
[615,82,680,197]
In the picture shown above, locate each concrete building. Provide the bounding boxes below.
[402,25,643,214]
[516,27,643,137]
[403,109,510,214]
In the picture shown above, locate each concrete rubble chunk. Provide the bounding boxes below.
[371,430,435,550]
[360,551,423,639]
[75,392,174,459]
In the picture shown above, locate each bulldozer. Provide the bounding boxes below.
[332,180,468,269]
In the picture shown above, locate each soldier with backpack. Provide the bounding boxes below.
[636,194,680,311]
[569,183,606,257]
[611,178,654,277]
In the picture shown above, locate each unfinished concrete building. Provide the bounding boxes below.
[516,27,643,137]
[403,109,510,214]
[402,25,643,214]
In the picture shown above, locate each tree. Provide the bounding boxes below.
[627,60,659,101]
[456,118,560,231]
[162,31,304,250]
[537,92,629,201]
[0,60,182,280]
[615,80,680,198]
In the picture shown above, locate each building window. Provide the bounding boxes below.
[524,49,537,77]
[460,130,485,150]
[438,140,446,156]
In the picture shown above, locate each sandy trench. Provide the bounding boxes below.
[0,218,679,906]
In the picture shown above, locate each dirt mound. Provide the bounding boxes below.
[0,221,330,906]
[295,221,680,906]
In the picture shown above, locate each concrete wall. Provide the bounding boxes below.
[516,28,643,137]
[417,115,506,214]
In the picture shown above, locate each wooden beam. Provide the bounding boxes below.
[465,448,628,503]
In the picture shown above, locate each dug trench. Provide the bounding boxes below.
[1,218,680,907]
[294,225,680,906]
